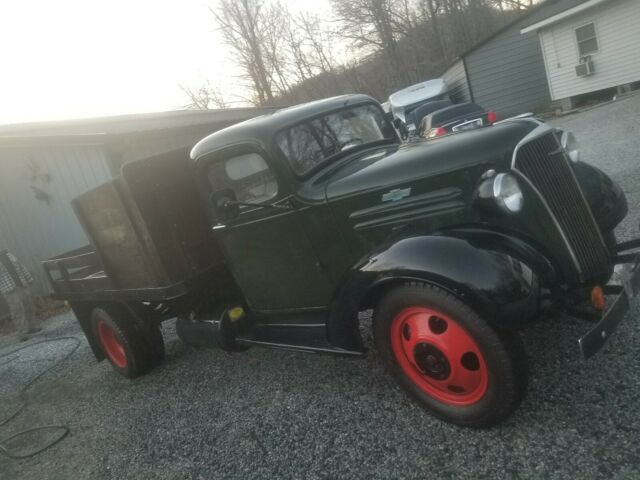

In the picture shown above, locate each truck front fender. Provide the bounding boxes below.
[328,228,556,351]
[572,161,627,233]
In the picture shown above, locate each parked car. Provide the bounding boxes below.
[420,102,498,139]
[43,94,639,428]
[388,79,449,141]
[410,99,453,134]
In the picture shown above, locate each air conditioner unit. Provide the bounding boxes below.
[575,60,595,77]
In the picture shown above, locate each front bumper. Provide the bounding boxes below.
[578,246,640,359]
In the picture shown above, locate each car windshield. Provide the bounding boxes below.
[276,104,396,175]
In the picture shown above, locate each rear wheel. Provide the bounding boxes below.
[91,306,161,378]
[374,282,528,427]
[123,304,165,367]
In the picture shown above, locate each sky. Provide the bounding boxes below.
[0,0,332,126]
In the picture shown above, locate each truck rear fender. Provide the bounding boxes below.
[69,301,162,361]
[327,228,557,351]
[69,301,105,361]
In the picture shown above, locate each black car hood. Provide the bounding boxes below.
[323,120,537,201]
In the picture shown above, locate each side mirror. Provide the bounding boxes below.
[211,189,240,221]
[385,111,394,123]
[393,118,408,140]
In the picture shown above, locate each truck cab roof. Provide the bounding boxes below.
[190,94,382,161]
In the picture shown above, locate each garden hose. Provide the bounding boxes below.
[0,336,80,459]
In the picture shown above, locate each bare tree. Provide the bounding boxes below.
[180,83,228,109]
[285,13,342,97]
[211,0,288,105]
[295,13,338,78]
[330,0,406,85]
[261,2,294,96]
[208,0,540,108]
[212,0,342,104]
[420,0,447,61]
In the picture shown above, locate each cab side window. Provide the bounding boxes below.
[207,152,278,206]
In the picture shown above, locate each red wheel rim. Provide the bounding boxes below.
[390,307,488,406]
[97,320,128,369]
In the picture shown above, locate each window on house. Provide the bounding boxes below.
[575,23,598,57]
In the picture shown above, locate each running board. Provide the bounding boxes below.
[236,324,364,357]
[615,238,640,252]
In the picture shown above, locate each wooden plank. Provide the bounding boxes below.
[120,147,222,284]
[72,181,160,289]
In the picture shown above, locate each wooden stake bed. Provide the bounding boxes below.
[42,147,223,302]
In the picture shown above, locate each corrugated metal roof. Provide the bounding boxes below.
[0,107,282,139]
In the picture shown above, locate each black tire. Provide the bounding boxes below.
[374,282,528,428]
[122,304,165,368]
[91,306,154,379]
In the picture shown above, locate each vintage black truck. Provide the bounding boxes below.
[43,94,640,427]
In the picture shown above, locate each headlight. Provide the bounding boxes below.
[560,131,580,163]
[493,173,523,213]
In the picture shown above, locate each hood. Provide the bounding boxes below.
[324,120,538,201]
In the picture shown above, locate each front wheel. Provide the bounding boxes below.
[374,282,528,428]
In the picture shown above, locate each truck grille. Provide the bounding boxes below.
[514,132,609,281]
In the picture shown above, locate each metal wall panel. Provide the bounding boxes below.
[442,59,472,104]
[464,0,587,118]
[0,145,112,293]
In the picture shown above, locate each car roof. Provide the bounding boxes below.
[423,103,484,131]
[191,94,379,161]
[413,100,453,126]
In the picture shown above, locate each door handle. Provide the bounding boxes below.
[212,224,227,231]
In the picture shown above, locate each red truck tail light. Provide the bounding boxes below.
[426,127,447,139]
[487,111,498,124]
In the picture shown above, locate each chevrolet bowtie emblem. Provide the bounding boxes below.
[382,187,411,202]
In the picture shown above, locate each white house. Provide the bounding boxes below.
[521,0,640,108]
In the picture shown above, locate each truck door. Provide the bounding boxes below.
[204,146,334,312]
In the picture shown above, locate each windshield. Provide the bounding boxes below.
[276,104,396,175]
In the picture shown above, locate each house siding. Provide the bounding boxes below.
[538,0,640,100]
[442,59,472,104]
[463,0,586,117]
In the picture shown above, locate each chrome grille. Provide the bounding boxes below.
[514,132,609,281]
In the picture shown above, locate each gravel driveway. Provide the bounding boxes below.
[2,94,640,480]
